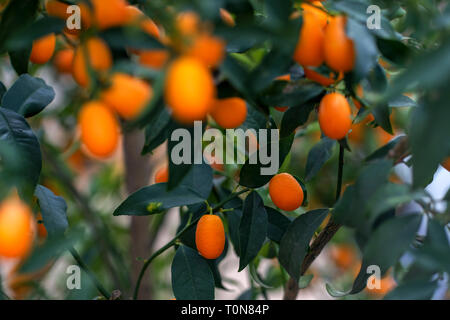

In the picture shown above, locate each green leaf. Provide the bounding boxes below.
[298,274,314,289]
[384,278,438,300]
[278,209,329,282]
[346,18,378,82]
[0,82,6,100]
[249,262,273,289]
[334,159,393,230]
[372,103,393,135]
[238,192,268,271]
[350,214,422,294]
[383,36,450,100]
[6,17,65,51]
[226,208,243,256]
[266,206,291,243]
[101,27,164,50]
[113,163,213,216]
[409,88,450,188]
[388,95,417,108]
[34,185,68,238]
[326,0,398,39]
[8,48,31,75]
[142,108,176,155]
[280,100,316,138]
[1,74,55,118]
[20,229,82,274]
[0,108,42,194]
[414,219,450,274]
[0,0,39,52]
[305,137,336,182]
[239,132,294,188]
[365,135,403,162]
[263,81,324,110]
[171,245,215,300]
[376,38,413,67]
[167,123,206,190]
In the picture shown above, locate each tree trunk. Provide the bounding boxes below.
[123,130,154,300]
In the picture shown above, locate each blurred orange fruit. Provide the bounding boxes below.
[293,11,325,67]
[53,48,75,74]
[0,193,34,259]
[330,244,357,269]
[139,50,170,69]
[211,97,247,129]
[91,0,128,30]
[324,16,355,72]
[176,11,200,36]
[79,101,120,158]
[101,73,152,120]
[125,5,160,38]
[72,37,112,87]
[29,33,56,64]
[185,33,225,68]
[36,213,47,240]
[164,56,216,124]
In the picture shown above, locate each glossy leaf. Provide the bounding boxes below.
[279,209,329,282]
[171,245,215,300]
[114,163,213,216]
[1,74,55,118]
[305,137,336,182]
[34,185,68,238]
[238,192,268,271]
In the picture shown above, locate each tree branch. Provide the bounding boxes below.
[283,145,345,300]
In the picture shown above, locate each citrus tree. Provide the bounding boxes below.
[0,0,449,300]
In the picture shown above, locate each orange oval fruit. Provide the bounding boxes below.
[155,165,169,183]
[164,56,216,124]
[318,92,352,140]
[304,67,342,86]
[79,101,120,158]
[101,73,152,120]
[324,16,355,72]
[293,13,325,67]
[139,50,170,69]
[211,97,247,129]
[0,193,34,259]
[195,214,225,259]
[91,0,128,30]
[185,33,225,68]
[72,37,112,87]
[269,173,304,211]
[53,48,75,74]
[29,33,56,64]
[176,11,200,36]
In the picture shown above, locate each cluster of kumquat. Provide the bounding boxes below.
[31,1,247,160]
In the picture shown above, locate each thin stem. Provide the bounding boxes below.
[335,144,344,201]
[283,145,345,300]
[133,187,250,299]
[133,215,199,300]
[70,247,110,299]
